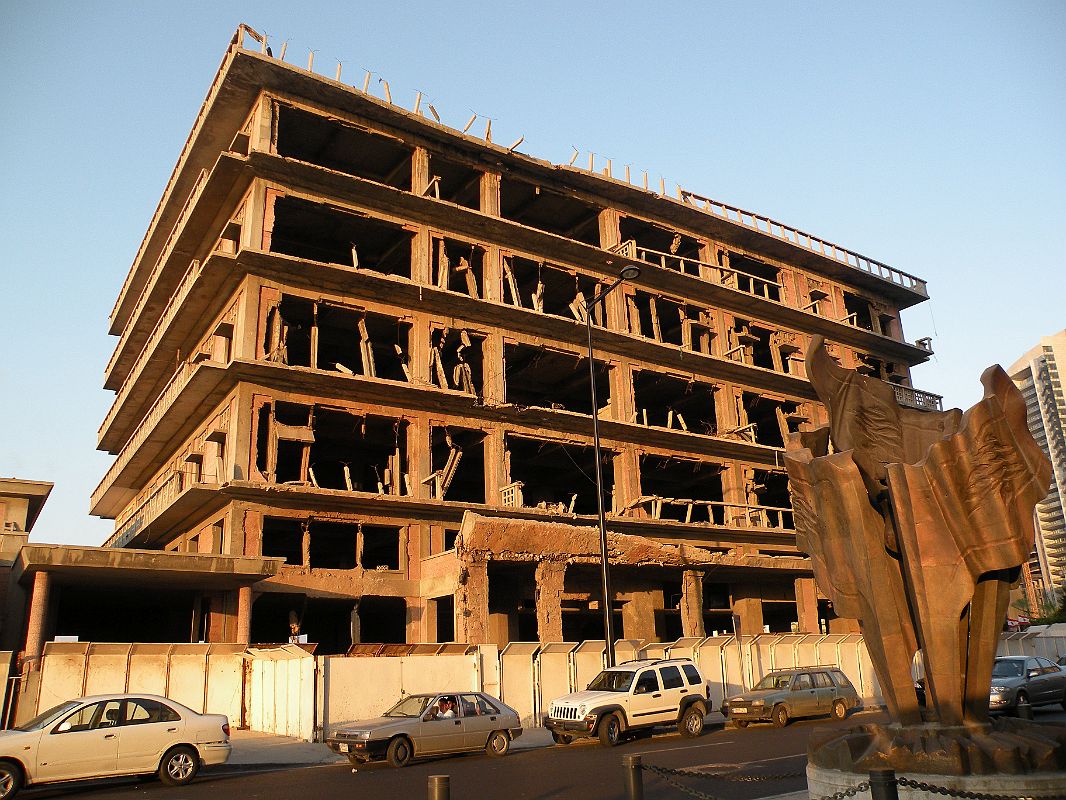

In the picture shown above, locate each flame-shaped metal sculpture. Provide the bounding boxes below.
[785,337,1052,729]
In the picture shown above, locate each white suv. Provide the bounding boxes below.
[545,658,712,746]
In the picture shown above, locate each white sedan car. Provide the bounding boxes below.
[0,693,231,799]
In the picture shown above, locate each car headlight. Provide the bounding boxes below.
[343,730,371,740]
[578,704,588,716]
[751,700,764,707]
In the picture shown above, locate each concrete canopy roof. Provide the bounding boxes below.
[14,544,282,590]
[0,478,54,532]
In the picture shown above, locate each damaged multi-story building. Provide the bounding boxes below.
[88,25,941,654]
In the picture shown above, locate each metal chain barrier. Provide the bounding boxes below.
[641,763,807,783]
[895,776,1066,800]
[810,782,872,800]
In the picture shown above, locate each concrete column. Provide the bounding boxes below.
[621,589,658,642]
[794,577,820,634]
[731,584,764,636]
[24,570,52,664]
[458,560,489,644]
[681,570,706,638]
[534,560,566,643]
[236,585,253,645]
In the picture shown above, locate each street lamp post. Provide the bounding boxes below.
[585,265,641,668]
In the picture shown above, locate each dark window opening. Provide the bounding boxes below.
[562,566,624,641]
[361,525,401,570]
[275,104,413,191]
[488,562,538,642]
[429,427,486,503]
[507,435,613,515]
[763,600,798,633]
[308,521,357,569]
[255,405,271,476]
[731,319,775,370]
[275,440,307,484]
[843,292,874,331]
[307,409,408,495]
[269,195,413,279]
[639,455,725,524]
[855,353,884,379]
[357,596,407,644]
[266,297,313,366]
[632,371,718,434]
[501,255,605,325]
[443,527,459,551]
[262,517,304,564]
[727,254,781,301]
[432,236,485,298]
[315,304,412,382]
[499,179,602,246]
[655,579,684,643]
[504,343,609,415]
[427,153,481,209]
[54,586,196,644]
[740,393,801,448]
[431,595,455,642]
[429,328,484,396]
[704,583,730,610]
[619,216,703,276]
[878,314,898,339]
[749,470,794,529]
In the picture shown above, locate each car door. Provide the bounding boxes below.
[629,669,667,724]
[415,696,465,754]
[459,694,497,748]
[812,670,836,713]
[789,673,818,716]
[115,698,185,773]
[35,700,122,782]
[658,665,687,720]
[1034,658,1064,703]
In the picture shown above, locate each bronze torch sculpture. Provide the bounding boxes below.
[786,337,1066,777]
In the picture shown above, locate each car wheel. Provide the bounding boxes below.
[386,736,413,768]
[159,746,200,786]
[0,761,21,800]
[733,719,750,728]
[1013,691,1031,717]
[551,731,573,745]
[832,700,848,721]
[486,730,511,757]
[772,705,790,728]
[679,704,705,738]
[598,712,623,747]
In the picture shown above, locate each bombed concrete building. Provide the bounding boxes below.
[89,26,940,654]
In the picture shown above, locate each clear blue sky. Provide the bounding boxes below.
[1,1,1063,546]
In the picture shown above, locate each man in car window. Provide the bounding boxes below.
[438,697,456,718]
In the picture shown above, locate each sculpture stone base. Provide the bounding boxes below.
[808,718,1066,775]
[808,764,1066,800]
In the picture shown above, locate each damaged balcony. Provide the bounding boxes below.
[504,343,610,416]
[263,296,411,382]
[502,256,606,325]
[634,456,725,524]
[425,152,482,210]
[261,517,402,571]
[499,178,602,246]
[274,103,413,191]
[632,371,718,435]
[726,319,804,375]
[727,393,807,448]
[619,215,705,278]
[504,435,613,515]
[254,401,409,495]
[425,427,486,503]
[265,194,414,279]
[626,290,715,354]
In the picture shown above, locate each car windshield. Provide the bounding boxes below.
[384,695,433,717]
[588,671,635,692]
[15,701,80,731]
[992,660,1024,678]
[754,674,792,690]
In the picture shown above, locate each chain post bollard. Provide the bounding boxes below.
[1017,700,1033,720]
[623,755,644,800]
[428,774,450,800]
[869,769,898,800]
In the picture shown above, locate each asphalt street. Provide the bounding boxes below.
[17,706,1066,800]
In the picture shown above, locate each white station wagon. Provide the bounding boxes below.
[0,693,231,799]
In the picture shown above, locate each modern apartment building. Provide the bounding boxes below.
[90,26,939,653]
[1009,330,1066,609]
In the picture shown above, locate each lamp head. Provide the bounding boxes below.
[620,265,641,281]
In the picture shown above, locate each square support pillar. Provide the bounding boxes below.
[681,570,706,638]
[731,583,764,636]
[23,569,52,665]
[236,584,253,645]
[534,559,566,643]
[794,577,820,634]
[458,560,489,644]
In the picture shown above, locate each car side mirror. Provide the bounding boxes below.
[55,721,71,733]
[1029,669,1040,678]
[634,685,647,695]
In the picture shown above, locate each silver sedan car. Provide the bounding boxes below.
[326,692,522,767]
[989,656,1066,714]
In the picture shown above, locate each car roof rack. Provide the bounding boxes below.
[767,665,839,672]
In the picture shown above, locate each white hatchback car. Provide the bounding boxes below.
[0,693,231,799]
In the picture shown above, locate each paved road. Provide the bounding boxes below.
[19,706,1066,800]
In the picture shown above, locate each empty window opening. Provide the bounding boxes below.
[501,255,605,324]
[748,470,794,529]
[427,427,486,503]
[488,562,538,642]
[357,596,407,644]
[638,456,725,524]
[843,292,874,331]
[429,328,485,397]
[308,521,358,569]
[504,343,609,415]
[499,179,602,246]
[627,292,715,353]
[737,393,803,448]
[432,236,485,298]
[426,153,481,209]
[632,371,718,434]
[316,305,412,381]
[506,435,613,515]
[270,402,314,485]
[619,216,703,276]
[855,353,884,379]
[443,527,459,551]
[430,595,456,642]
[725,253,781,301]
[255,404,272,476]
[307,409,408,495]
[655,579,684,642]
[268,195,413,279]
[361,525,402,570]
[275,104,413,191]
[878,313,898,339]
[728,319,775,369]
[561,565,624,641]
[265,297,314,366]
[262,517,304,564]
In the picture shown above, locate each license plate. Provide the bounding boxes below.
[733,708,748,714]
[337,743,349,753]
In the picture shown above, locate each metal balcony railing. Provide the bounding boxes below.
[622,497,795,530]
[106,467,203,549]
[889,383,943,412]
